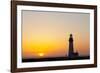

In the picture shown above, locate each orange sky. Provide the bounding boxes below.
[22,10,90,59]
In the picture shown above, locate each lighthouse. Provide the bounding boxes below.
[68,34,79,58]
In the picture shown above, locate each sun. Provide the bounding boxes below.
[39,53,44,57]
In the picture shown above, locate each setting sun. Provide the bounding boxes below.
[39,53,44,57]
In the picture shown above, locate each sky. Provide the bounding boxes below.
[22,10,90,59]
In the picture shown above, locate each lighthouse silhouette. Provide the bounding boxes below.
[68,34,79,58]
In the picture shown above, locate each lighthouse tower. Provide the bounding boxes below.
[68,34,74,58]
[68,34,79,58]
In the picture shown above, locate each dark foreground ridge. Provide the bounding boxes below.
[22,56,90,62]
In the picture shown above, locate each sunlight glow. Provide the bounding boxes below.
[39,53,44,57]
